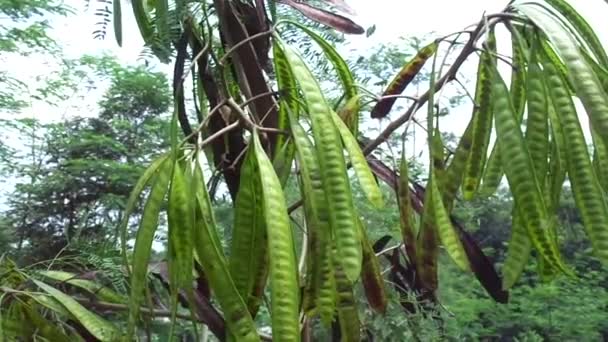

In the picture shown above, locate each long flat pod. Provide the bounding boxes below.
[127,158,173,338]
[229,145,268,315]
[287,108,335,324]
[430,172,470,272]
[330,110,384,208]
[119,153,169,273]
[501,206,532,289]
[541,54,608,266]
[491,70,569,275]
[517,4,608,151]
[442,119,473,211]
[357,218,387,313]
[503,49,549,288]
[251,132,300,341]
[278,20,359,131]
[416,178,439,294]
[167,161,194,291]
[479,27,528,198]
[544,0,608,66]
[191,158,260,341]
[463,29,496,200]
[398,153,417,266]
[272,39,298,184]
[371,41,438,119]
[333,245,361,342]
[276,37,362,283]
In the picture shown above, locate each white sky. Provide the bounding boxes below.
[2,0,608,192]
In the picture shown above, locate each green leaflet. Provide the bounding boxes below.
[191,157,260,341]
[33,280,118,341]
[517,4,608,151]
[23,304,75,342]
[154,0,170,47]
[37,270,126,303]
[463,29,496,200]
[330,110,384,208]
[251,132,300,341]
[127,158,173,338]
[230,144,268,316]
[276,37,362,283]
[542,52,608,266]
[113,0,122,47]
[491,69,570,275]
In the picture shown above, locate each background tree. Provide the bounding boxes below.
[0,56,171,263]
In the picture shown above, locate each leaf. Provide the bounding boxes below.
[33,280,118,341]
[37,270,126,303]
[131,0,153,44]
[278,0,364,34]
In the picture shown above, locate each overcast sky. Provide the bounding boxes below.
[3,0,608,184]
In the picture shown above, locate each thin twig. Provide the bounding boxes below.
[219,29,274,66]
[182,42,211,84]
[239,91,280,109]
[200,121,240,149]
